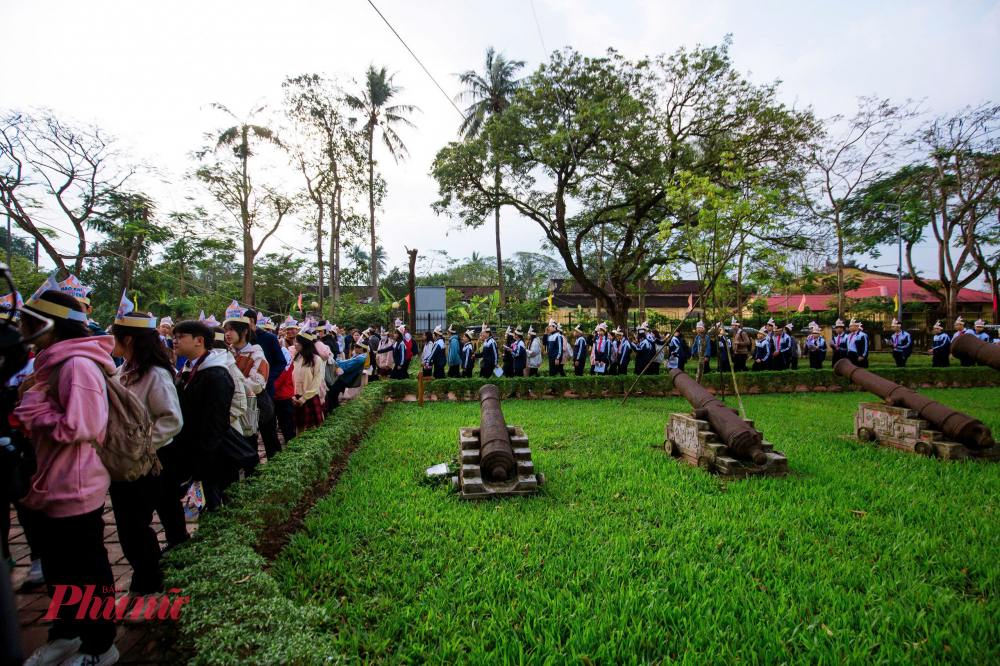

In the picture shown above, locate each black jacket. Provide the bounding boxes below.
[159,359,235,481]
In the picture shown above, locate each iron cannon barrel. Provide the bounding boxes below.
[833,359,994,449]
[952,334,1000,371]
[669,369,767,464]
[478,384,517,481]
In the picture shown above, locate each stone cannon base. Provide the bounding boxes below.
[452,426,544,499]
[664,412,788,479]
[854,402,1000,461]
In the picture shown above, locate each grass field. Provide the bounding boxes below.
[274,389,1000,664]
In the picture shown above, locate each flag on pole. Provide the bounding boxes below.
[403,294,410,312]
[297,293,303,312]
[686,292,694,313]
[797,294,807,313]
[893,294,899,311]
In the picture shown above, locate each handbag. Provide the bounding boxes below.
[256,387,275,424]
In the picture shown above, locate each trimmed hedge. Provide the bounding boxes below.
[160,382,388,666]
[387,366,1000,401]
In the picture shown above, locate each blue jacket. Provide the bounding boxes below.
[511,339,527,371]
[975,331,991,342]
[805,334,827,361]
[753,338,771,363]
[931,332,951,353]
[618,339,631,366]
[431,337,447,367]
[547,332,564,360]
[461,342,475,370]
[777,331,793,354]
[891,331,912,358]
[573,335,588,362]
[477,336,499,367]
[335,353,367,385]
[377,340,405,367]
[847,331,869,357]
[447,336,462,366]
[830,332,848,352]
[692,334,712,358]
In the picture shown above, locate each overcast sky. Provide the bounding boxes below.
[3,0,999,288]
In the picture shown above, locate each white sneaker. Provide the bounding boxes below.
[23,637,81,666]
[60,645,119,666]
[25,558,45,584]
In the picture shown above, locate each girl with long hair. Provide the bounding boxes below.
[292,331,324,435]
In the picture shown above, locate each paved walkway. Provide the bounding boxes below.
[10,439,275,664]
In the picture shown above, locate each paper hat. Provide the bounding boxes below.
[932,320,943,329]
[766,318,775,326]
[556,322,563,331]
[23,272,88,323]
[215,331,226,342]
[574,324,582,332]
[731,316,739,326]
[394,318,403,327]
[785,323,793,330]
[891,318,900,327]
[514,326,524,336]
[283,316,299,328]
[638,321,648,331]
[715,322,723,332]
[696,320,705,329]
[57,274,90,305]
[447,324,455,334]
[204,315,220,327]
[504,325,511,336]
[955,316,964,325]
[481,322,489,333]
[433,325,443,335]
[0,291,23,313]
[974,319,986,327]
[159,316,174,327]
[834,319,845,327]
[224,300,250,325]
[527,325,536,336]
[296,330,316,341]
[597,322,607,331]
[256,311,267,325]
[849,318,859,326]
[548,318,557,328]
[809,321,819,330]
[114,290,157,329]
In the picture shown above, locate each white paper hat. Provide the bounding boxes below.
[891,318,900,327]
[834,319,845,327]
[433,325,443,335]
[955,316,964,325]
[731,316,739,326]
[766,317,775,326]
[933,320,943,329]
[696,320,705,329]
[974,319,986,327]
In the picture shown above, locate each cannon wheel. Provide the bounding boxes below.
[914,441,934,457]
[664,438,674,456]
[857,427,876,443]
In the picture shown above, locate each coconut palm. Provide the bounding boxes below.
[345,66,418,305]
[455,47,525,306]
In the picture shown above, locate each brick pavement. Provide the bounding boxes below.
[10,438,275,664]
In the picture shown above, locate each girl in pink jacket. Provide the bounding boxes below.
[15,290,119,666]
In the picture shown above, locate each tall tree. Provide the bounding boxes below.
[91,191,170,294]
[284,74,366,317]
[345,66,418,305]
[455,47,525,306]
[798,96,920,318]
[1,109,138,276]
[193,104,291,306]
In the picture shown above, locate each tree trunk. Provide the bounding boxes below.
[316,203,324,315]
[494,163,504,307]
[241,149,254,305]
[407,248,417,334]
[119,235,143,296]
[368,124,379,305]
[836,213,845,319]
[736,249,745,324]
[948,283,959,325]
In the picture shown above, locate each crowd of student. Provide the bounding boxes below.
[1,275,387,666]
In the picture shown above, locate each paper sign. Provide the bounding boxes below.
[493,367,504,378]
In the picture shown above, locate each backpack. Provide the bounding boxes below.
[679,337,692,361]
[48,362,158,483]
[561,334,572,365]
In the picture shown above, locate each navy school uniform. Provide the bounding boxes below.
[752,338,771,371]
[715,334,732,373]
[511,338,527,374]
[377,340,408,379]
[691,334,712,372]
[890,330,912,367]
[829,332,848,364]
[461,341,476,377]
[477,336,499,377]
[805,334,827,369]
[931,332,951,367]
[573,335,588,376]
[547,331,566,376]
[777,331,793,370]
[431,336,447,378]
[618,337,632,374]
[846,330,869,368]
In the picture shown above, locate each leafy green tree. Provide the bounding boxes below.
[193,104,292,306]
[455,47,525,305]
[0,228,35,262]
[345,66,418,305]
[91,191,170,294]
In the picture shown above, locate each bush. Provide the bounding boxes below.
[161,382,387,665]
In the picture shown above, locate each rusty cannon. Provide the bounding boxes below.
[664,369,787,478]
[834,358,997,460]
[451,385,544,499]
[952,333,1000,371]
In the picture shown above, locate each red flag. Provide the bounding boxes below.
[686,292,694,313]
[797,294,807,313]
[404,294,411,312]
[297,293,303,312]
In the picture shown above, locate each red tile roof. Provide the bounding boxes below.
[765,279,992,312]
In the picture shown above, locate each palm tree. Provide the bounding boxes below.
[455,46,525,306]
[345,243,388,279]
[345,66,418,305]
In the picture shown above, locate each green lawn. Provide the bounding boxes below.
[274,389,1000,664]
